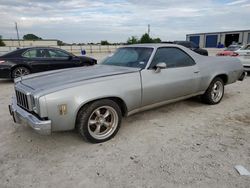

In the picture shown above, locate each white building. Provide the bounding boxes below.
[186,30,250,48]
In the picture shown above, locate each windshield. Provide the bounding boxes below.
[242,45,250,50]
[101,47,153,68]
[226,45,241,51]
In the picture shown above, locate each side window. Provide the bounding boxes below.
[23,49,37,58]
[150,47,195,68]
[23,49,50,58]
[48,49,69,58]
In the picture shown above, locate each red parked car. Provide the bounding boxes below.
[216,45,242,56]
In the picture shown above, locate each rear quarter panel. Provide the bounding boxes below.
[146,45,243,96]
[187,49,243,91]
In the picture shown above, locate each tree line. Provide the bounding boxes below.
[0,33,162,46]
[127,33,161,44]
[0,36,5,46]
[100,33,162,45]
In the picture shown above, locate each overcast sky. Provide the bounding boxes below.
[0,0,249,43]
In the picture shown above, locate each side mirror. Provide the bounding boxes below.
[68,55,73,60]
[155,62,167,73]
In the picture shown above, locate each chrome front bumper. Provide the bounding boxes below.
[9,98,51,135]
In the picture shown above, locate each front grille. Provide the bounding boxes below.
[15,89,31,111]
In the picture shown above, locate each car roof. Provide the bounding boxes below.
[19,46,63,50]
[0,46,68,58]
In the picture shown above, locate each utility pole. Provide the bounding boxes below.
[15,22,20,47]
[148,24,150,36]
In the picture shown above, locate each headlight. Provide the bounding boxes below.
[33,106,37,112]
[31,95,38,113]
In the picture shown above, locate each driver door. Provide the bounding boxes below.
[46,49,80,71]
[141,47,201,106]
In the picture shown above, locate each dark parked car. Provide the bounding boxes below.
[162,41,208,56]
[0,47,97,79]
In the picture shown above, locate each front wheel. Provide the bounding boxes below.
[201,77,224,105]
[76,99,122,143]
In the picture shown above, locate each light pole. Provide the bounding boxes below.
[148,24,150,36]
[15,22,20,47]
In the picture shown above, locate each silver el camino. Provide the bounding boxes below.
[9,44,246,143]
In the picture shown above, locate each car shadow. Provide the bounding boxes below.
[0,79,12,84]
[10,124,93,147]
[123,97,204,125]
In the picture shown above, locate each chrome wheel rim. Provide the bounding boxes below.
[211,81,223,102]
[88,106,118,140]
[13,67,30,78]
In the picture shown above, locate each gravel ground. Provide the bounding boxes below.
[0,74,250,188]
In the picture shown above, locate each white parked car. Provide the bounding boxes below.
[235,44,250,71]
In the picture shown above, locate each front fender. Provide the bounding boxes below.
[44,73,141,131]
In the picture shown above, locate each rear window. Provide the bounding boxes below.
[0,48,21,57]
[243,45,250,50]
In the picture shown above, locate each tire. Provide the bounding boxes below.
[201,77,224,105]
[11,66,30,79]
[76,99,122,143]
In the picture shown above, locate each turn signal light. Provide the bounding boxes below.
[58,104,67,115]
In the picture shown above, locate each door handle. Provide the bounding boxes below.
[194,71,200,74]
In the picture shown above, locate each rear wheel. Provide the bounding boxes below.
[11,66,30,78]
[201,77,224,105]
[76,99,122,143]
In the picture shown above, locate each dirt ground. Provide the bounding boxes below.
[0,75,250,187]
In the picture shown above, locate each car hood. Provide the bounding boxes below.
[17,65,140,92]
[77,55,97,62]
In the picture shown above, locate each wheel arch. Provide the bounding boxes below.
[10,64,32,78]
[203,73,228,94]
[213,74,228,84]
[207,74,228,88]
[75,96,128,127]
[202,74,226,105]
